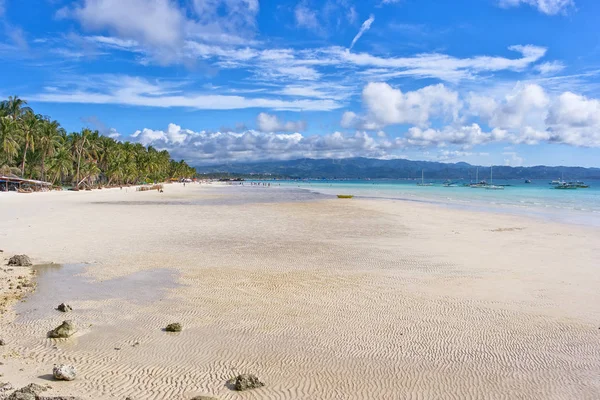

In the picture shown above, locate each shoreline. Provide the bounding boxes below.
[1,183,599,399]
[272,181,600,228]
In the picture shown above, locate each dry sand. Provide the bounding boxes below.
[0,183,599,399]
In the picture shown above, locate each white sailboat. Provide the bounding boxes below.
[416,169,433,186]
[485,166,504,190]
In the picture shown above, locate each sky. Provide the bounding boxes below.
[1,0,600,167]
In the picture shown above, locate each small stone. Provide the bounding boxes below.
[0,339,6,346]
[191,397,219,400]
[229,374,264,391]
[56,303,73,313]
[52,364,77,381]
[48,320,77,338]
[7,255,32,267]
[165,323,182,332]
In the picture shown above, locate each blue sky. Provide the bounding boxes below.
[1,0,600,167]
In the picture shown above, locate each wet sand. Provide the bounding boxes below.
[0,183,599,399]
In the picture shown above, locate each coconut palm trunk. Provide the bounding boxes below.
[20,140,29,177]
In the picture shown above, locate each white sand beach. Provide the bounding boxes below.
[1,183,599,399]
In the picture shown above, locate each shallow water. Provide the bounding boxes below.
[16,264,178,321]
[264,179,600,227]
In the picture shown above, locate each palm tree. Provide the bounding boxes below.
[47,145,73,185]
[0,95,30,120]
[0,117,20,165]
[19,110,41,177]
[72,129,93,187]
[38,118,63,182]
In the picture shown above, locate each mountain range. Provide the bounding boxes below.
[196,158,600,180]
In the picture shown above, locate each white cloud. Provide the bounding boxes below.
[132,123,194,146]
[66,0,186,49]
[340,111,359,128]
[257,113,307,132]
[546,92,600,146]
[362,82,460,127]
[402,124,507,148]
[295,3,320,31]
[503,151,524,166]
[349,15,375,50]
[469,83,549,130]
[340,44,546,82]
[498,0,574,15]
[347,6,358,24]
[29,74,342,112]
[535,61,565,75]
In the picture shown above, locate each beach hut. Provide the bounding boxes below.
[0,174,52,192]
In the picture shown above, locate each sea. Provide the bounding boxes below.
[247,178,600,228]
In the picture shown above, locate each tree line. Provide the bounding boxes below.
[0,96,196,188]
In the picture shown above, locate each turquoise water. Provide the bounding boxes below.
[264,179,600,227]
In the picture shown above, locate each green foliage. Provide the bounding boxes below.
[0,96,197,187]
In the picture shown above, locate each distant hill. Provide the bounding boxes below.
[196,157,600,180]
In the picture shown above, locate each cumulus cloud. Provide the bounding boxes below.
[362,82,460,128]
[127,125,398,164]
[349,14,375,50]
[256,113,307,132]
[498,0,574,15]
[546,92,600,146]
[469,83,549,130]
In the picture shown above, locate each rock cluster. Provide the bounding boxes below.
[47,321,77,339]
[5,383,82,400]
[7,255,32,267]
[230,374,264,391]
[53,365,76,381]
[165,323,182,332]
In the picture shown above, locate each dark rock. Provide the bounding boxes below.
[0,339,6,346]
[47,321,77,339]
[7,255,32,267]
[6,383,46,400]
[229,374,264,391]
[52,365,76,381]
[165,323,182,332]
[56,304,72,313]
[191,397,218,400]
